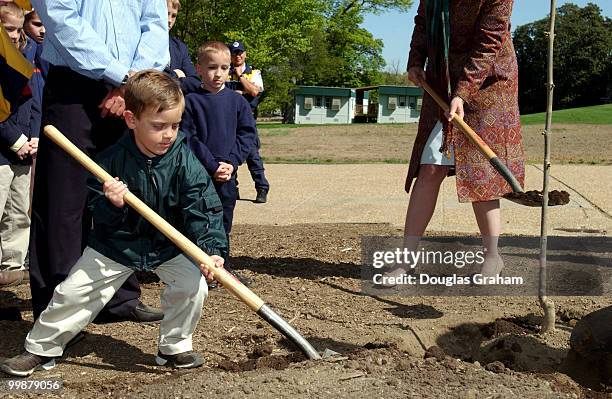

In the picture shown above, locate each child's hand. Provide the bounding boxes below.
[103,177,128,208]
[16,141,32,160]
[214,162,233,182]
[28,138,39,158]
[200,255,224,282]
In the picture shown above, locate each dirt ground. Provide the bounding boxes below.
[259,123,612,165]
[1,224,611,398]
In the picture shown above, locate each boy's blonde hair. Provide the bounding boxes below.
[0,2,25,21]
[167,0,180,10]
[124,70,184,118]
[197,41,230,65]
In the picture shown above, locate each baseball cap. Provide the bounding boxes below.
[228,40,246,54]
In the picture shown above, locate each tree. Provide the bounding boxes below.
[513,3,612,113]
[379,59,410,86]
[173,0,414,115]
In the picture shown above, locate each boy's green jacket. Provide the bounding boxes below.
[87,130,228,271]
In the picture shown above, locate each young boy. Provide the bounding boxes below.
[0,2,38,287]
[226,40,269,204]
[23,8,44,44]
[180,41,256,285]
[0,70,228,376]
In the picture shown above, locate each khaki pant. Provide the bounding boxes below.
[0,164,31,270]
[26,247,207,357]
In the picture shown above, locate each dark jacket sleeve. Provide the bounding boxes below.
[228,96,258,169]
[175,39,201,94]
[180,149,228,258]
[0,111,23,148]
[453,0,514,103]
[29,82,41,139]
[181,99,219,175]
[87,159,128,227]
[407,0,427,71]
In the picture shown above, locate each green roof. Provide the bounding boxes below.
[295,86,354,97]
[378,86,423,96]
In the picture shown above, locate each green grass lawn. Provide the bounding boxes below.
[521,104,612,125]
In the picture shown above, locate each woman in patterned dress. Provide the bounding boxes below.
[399,0,524,277]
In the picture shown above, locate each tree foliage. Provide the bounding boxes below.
[513,3,612,113]
[173,0,413,115]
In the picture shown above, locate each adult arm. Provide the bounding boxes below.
[31,0,129,86]
[453,0,514,103]
[174,39,201,94]
[129,0,170,72]
[407,0,427,71]
[238,70,263,97]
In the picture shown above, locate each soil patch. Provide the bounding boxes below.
[0,223,610,398]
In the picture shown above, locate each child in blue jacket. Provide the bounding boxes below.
[0,3,39,287]
[180,40,257,285]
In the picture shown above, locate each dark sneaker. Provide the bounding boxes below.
[155,351,204,369]
[128,302,164,323]
[93,302,163,324]
[254,188,268,203]
[1,352,56,377]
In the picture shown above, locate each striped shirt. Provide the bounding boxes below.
[32,0,169,86]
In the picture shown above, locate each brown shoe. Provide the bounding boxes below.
[0,270,24,287]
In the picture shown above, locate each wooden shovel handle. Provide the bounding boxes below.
[419,81,523,193]
[43,125,265,311]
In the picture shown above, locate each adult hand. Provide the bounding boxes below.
[408,66,426,87]
[200,255,225,282]
[28,137,39,158]
[103,177,128,208]
[447,96,465,121]
[15,141,32,160]
[173,69,186,78]
[99,86,126,118]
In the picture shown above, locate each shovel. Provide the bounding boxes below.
[43,125,325,360]
[420,81,569,207]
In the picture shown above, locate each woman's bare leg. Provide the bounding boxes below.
[394,165,450,273]
[472,199,503,275]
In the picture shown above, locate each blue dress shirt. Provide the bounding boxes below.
[31,0,169,86]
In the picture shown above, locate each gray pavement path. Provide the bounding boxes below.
[234,164,612,236]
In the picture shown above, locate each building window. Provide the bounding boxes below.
[399,96,406,107]
[409,96,416,109]
[315,96,323,107]
[324,96,332,109]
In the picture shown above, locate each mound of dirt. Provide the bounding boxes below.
[504,190,570,207]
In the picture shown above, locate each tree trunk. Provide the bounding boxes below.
[539,0,557,334]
